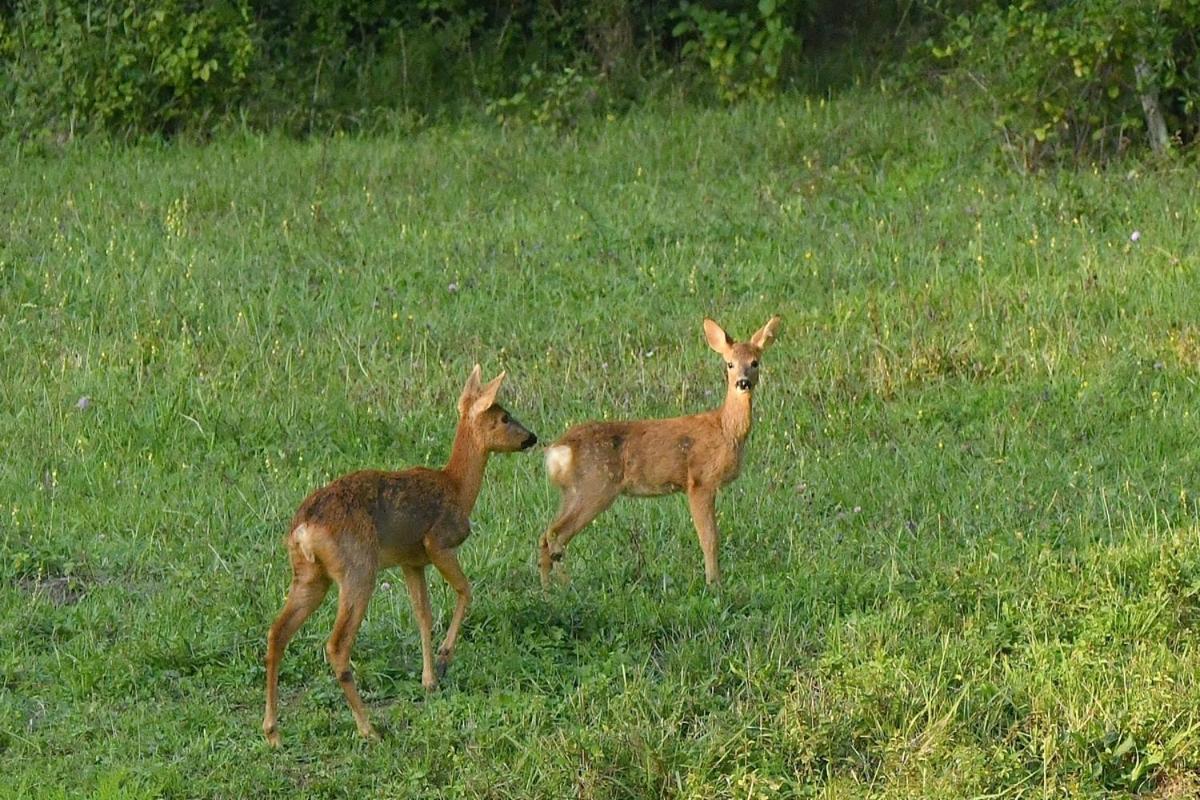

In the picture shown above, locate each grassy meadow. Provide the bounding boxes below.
[3,89,1200,798]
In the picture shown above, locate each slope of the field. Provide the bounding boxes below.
[2,90,1199,798]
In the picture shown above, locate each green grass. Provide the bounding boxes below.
[3,88,1200,798]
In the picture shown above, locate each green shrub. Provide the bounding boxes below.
[243,1,642,133]
[0,0,980,140]
[672,0,797,102]
[931,0,1200,165]
[485,65,603,130]
[1,0,255,139]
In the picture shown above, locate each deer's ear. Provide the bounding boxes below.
[469,371,506,418]
[749,316,781,350]
[458,364,484,414]
[704,318,734,355]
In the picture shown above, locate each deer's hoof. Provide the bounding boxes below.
[264,726,282,749]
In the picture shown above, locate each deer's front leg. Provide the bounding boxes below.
[428,547,471,679]
[686,482,720,586]
[401,565,438,690]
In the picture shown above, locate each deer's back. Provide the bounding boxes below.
[292,468,464,567]
[552,412,737,496]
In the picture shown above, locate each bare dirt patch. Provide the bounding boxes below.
[16,575,87,606]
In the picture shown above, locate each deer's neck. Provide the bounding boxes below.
[443,423,489,514]
[720,386,754,442]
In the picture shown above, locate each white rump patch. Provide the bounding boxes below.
[544,445,574,484]
[293,523,317,562]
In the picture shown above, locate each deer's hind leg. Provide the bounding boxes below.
[539,483,620,588]
[263,544,332,747]
[323,529,380,741]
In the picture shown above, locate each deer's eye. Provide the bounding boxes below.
[751,360,759,368]
[726,362,733,369]
[500,413,510,424]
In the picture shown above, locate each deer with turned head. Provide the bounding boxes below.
[538,316,780,588]
[262,366,537,747]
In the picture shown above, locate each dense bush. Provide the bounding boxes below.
[0,0,255,138]
[0,0,684,137]
[5,0,1198,163]
[673,0,797,103]
[930,0,1200,166]
[0,0,904,139]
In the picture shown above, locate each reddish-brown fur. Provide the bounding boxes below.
[262,366,536,746]
[538,316,780,587]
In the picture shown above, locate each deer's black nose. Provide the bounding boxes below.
[736,378,753,392]
[522,432,538,450]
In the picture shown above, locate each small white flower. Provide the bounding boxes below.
[1130,230,1141,242]
[448,282,459,293]
[380,582,391,591]
[75,396,91,411]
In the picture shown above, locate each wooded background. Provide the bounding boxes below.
[2,1,1198,162]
